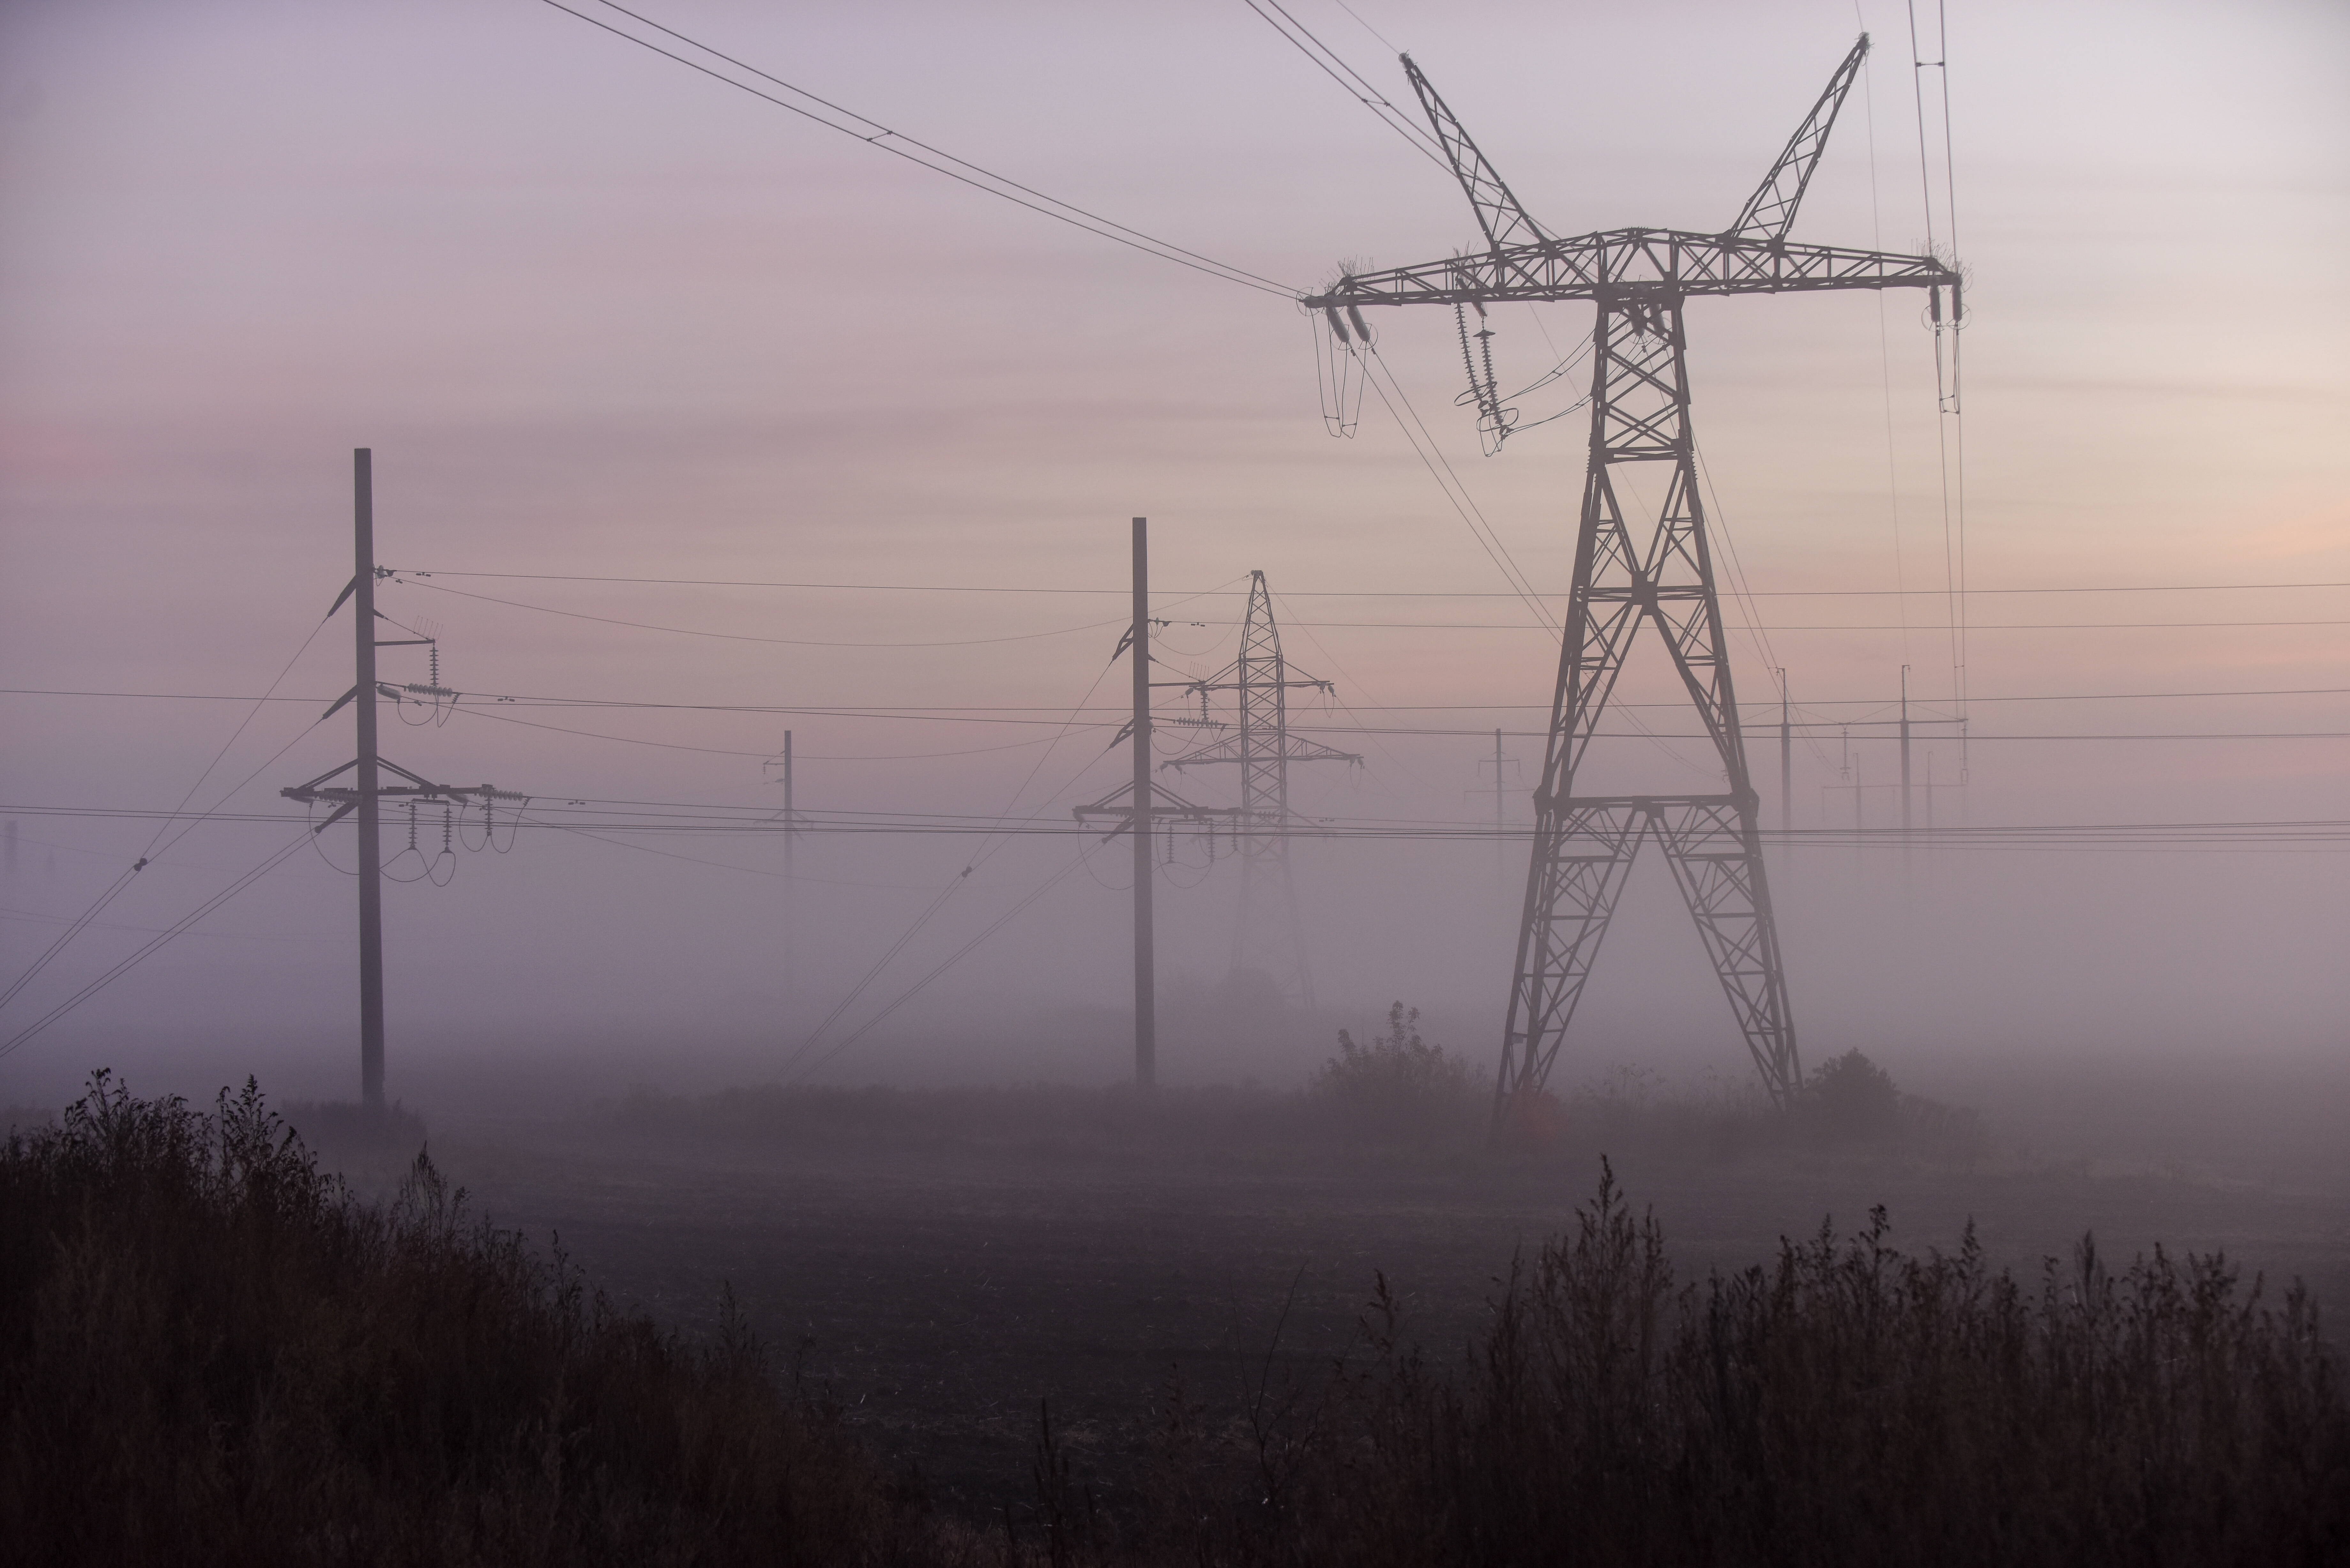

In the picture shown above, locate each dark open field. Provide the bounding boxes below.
[365,1065,2350,1517]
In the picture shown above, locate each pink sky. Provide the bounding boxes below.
[2,0,2344,1106]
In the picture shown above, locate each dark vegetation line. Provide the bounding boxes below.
[3,1071,2342,1565]
[0,1075,924,1566]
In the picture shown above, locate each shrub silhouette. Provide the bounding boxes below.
[5,1076,2337,1566]
[1804,1046,1903,1139]
[0,1073,925,1566]
[1147,1165,2350,1567]
[1312,1003,1474,1137]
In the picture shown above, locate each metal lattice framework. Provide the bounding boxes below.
[1305,35,1961,1123]
[1164,572,1360,1007]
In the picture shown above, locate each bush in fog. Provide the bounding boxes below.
[1550,1056,1986,1165]
[1148,1165,2350,1567]
[0,1073,925,1566]
[1794,1049,1988,1161]
[1311,1004,1476,1136]
[1802,1047,1902,1138]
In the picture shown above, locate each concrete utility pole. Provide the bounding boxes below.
[281,449,506,1112]
[1075,518,1238,1085]
[1899,665,1915,833]
[1130,517,1155,1089]
[1495,727,1506,852]
[352,450,385,1111]
[1778,669,1792,836]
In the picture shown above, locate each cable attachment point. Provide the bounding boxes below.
[1452,293,1517,456]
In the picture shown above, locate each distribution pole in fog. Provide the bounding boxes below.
[1075,518,1234,1082]
[1899,666,1914,831]
[352,450,386,1112]
[1130,517,1155,1090]
[1899,665,1914,877]
[1777,669,1792,836]
[782,730,795,1008]
[1495,728,1506,862]
[281,450,506,1111]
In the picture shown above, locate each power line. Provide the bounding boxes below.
[0,611,332,1016]
[390,574,2350,634]
[397,578,1128,647]
[17,803,2347,845]
[1357,349,1557,629]
[1239,0,1447,170]
[445,701,1083,760]
[11,684,2344,718]
[540,0,1294,297]
[779,629,1149,1074]
[0,831,313,1060]
[788,852,1088,1082]
[385,569,2350,597]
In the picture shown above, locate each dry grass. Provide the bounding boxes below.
[1140,1163,2349,1567]
[0,1072,936,1566]
[4,1074,2340,1566]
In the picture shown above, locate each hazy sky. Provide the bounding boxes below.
[2,0,2344,1106]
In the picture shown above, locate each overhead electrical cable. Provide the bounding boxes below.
[788,853,1088,1083]
[1359,348,1556,629]
[542,0,1293,296]
[381,568,2350,597]
[22,810,2338,850]
[1357,355,1718,781]
[0,831,313,1060]
[1238,0,1448,170]
[1690,443,1789,678]
[1854,22,1914,670]
[445,701,1091,761]
[0,610,330,1017]
[518,812,932,889]
[777,621,1154,1075]
[395,578,1127,647]
[13,683,2343,720]
[17,802,2347,850]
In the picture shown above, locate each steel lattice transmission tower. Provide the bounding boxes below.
[1165,572,1360,1008]
[1304,36,1961,1122]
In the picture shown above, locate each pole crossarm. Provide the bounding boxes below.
[1160,731,1361,770]
[1304,228,1957,312]
[281,759,516,814]
[1072,778,1238,841]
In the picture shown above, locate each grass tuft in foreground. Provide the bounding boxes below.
[0,1072,929,1566]
[1147,1162,2350,1567]
[3,1074,2342,1565]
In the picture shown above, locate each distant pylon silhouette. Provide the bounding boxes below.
[1165,572,1359,1007]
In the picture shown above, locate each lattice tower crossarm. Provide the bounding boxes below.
[1163,572,1359,1007]
[1300,34,1961,1125]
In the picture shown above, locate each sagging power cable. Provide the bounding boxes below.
[542,0,1295,297]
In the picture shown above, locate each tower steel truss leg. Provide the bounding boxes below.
[1495,300,1800,1124]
